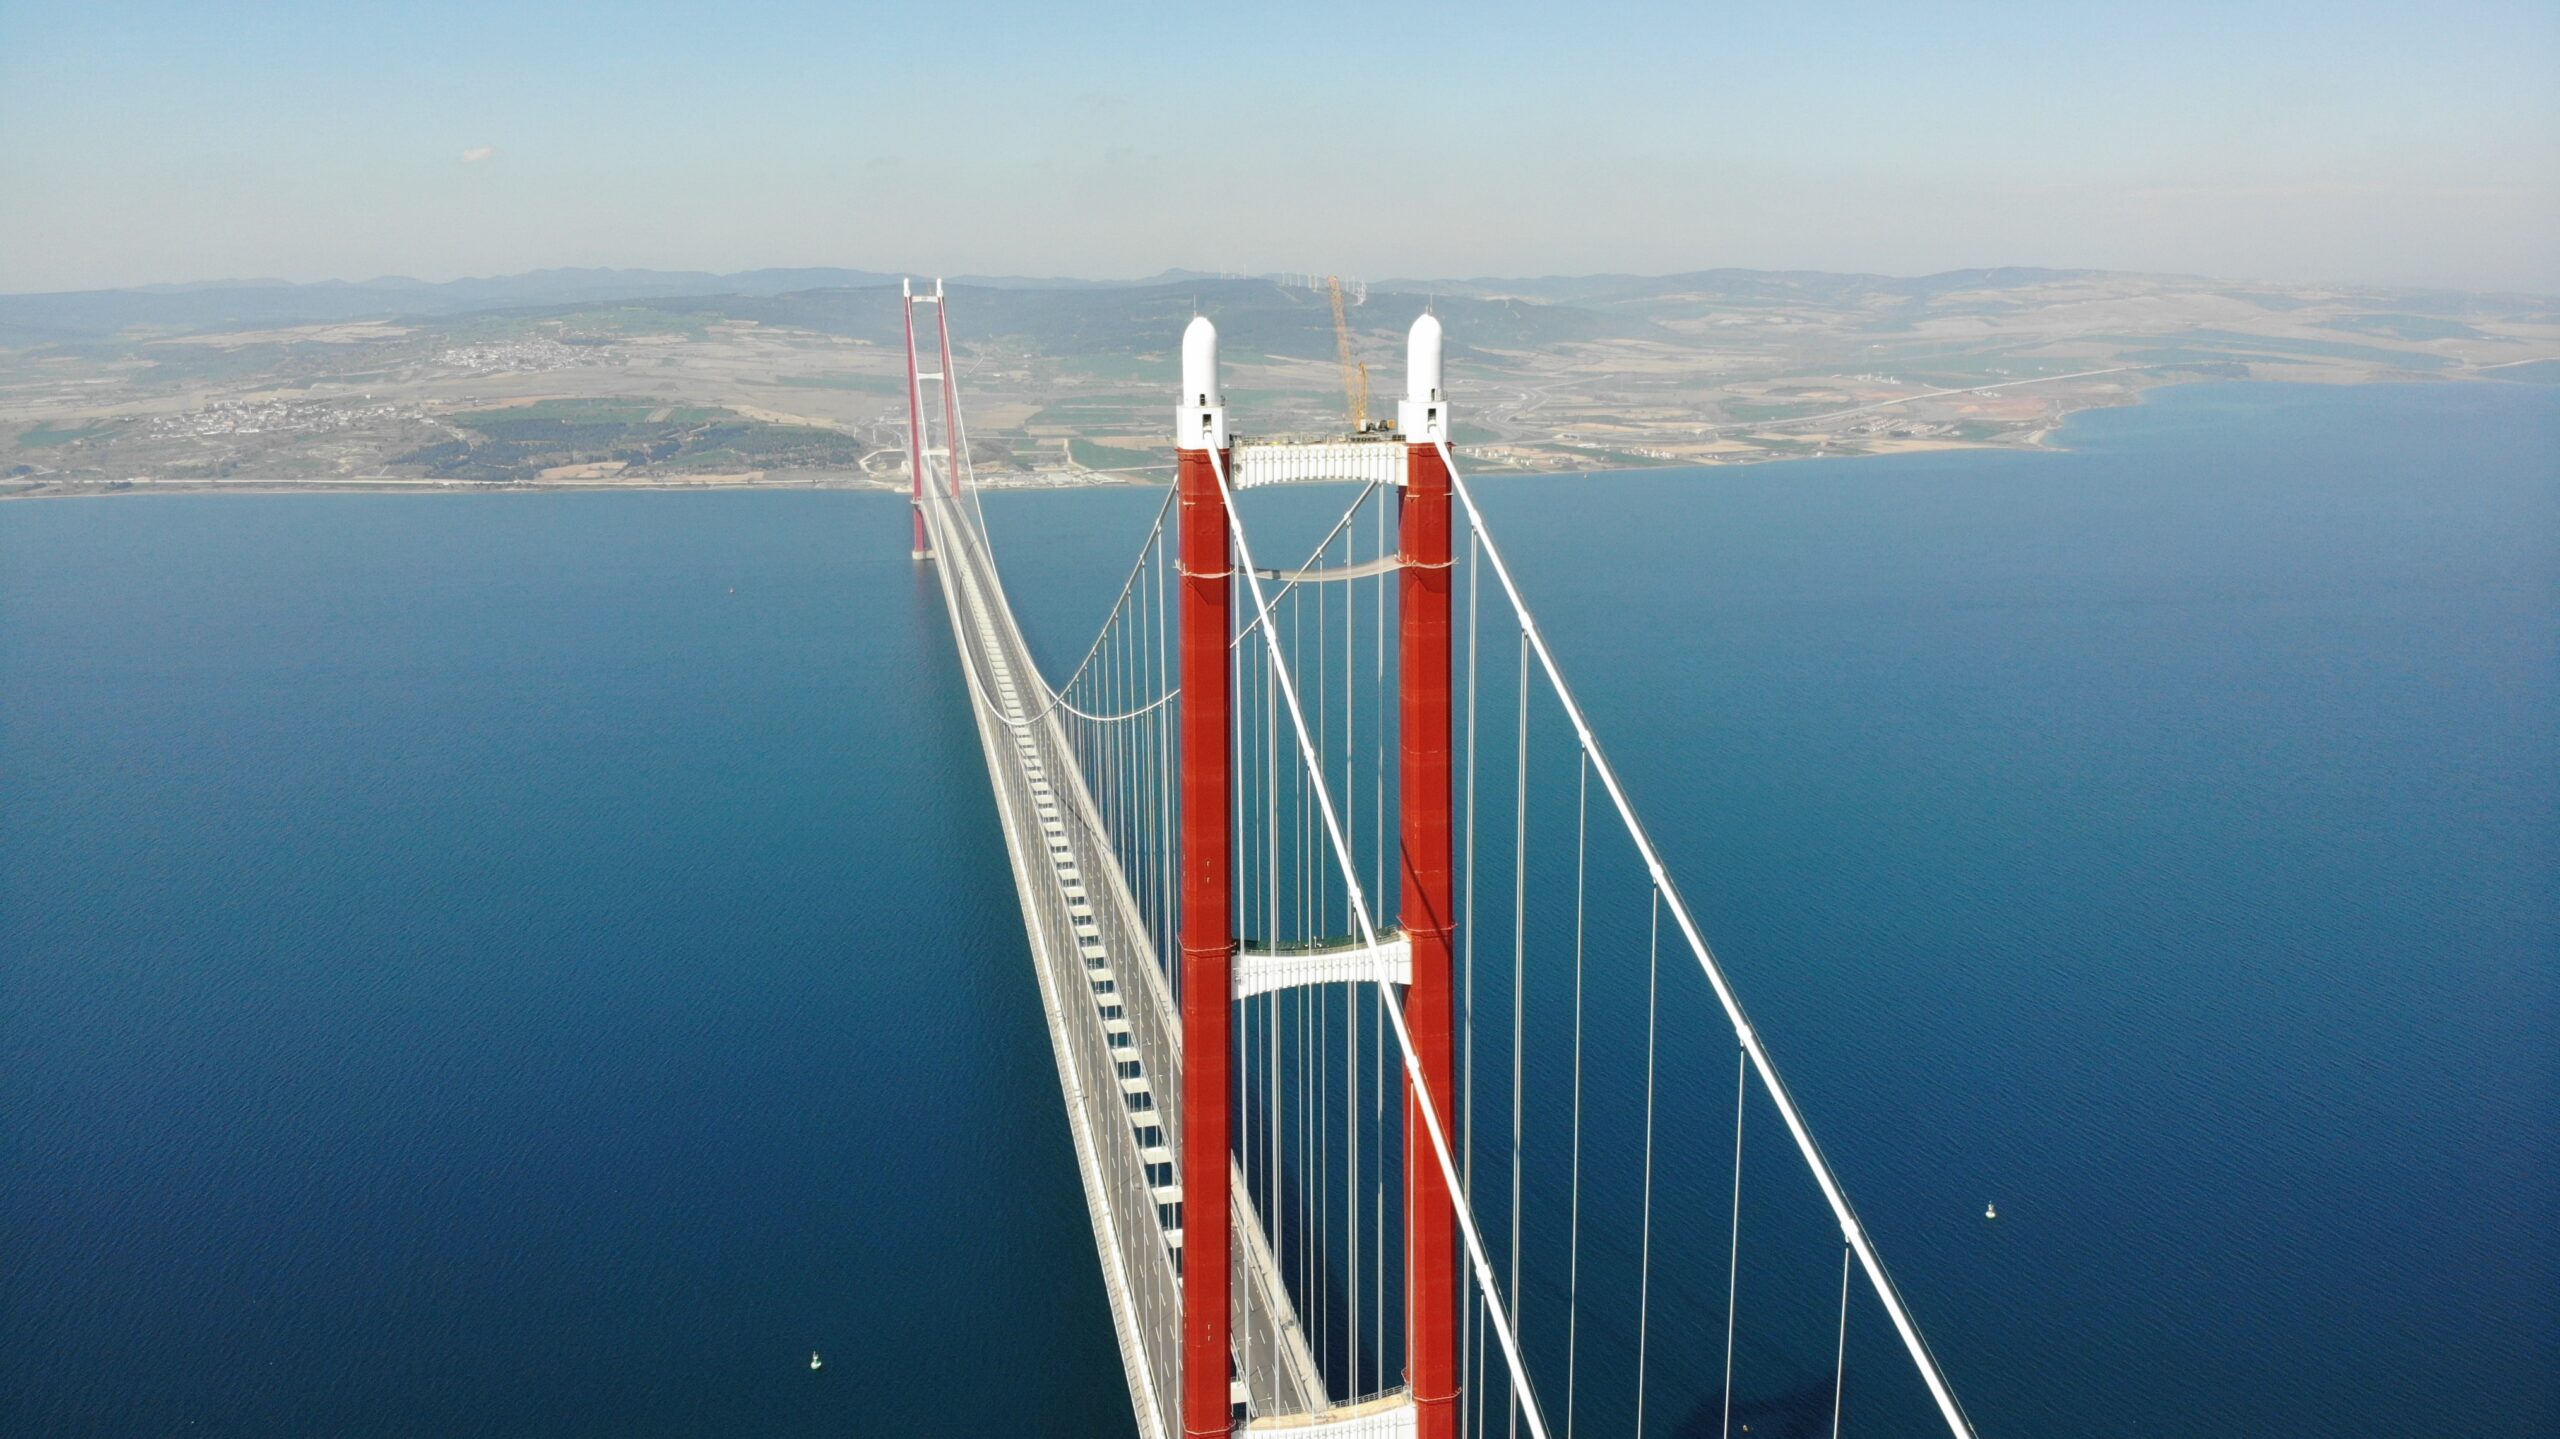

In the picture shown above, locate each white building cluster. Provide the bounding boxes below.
[433,338,597,375]
[144,398,418,439]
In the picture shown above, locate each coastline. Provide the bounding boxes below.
[3,372,2543,503]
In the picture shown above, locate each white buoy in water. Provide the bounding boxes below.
[1985,1202,1997,1220]
[810,1351,823,1371]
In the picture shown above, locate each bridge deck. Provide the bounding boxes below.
[920,486,1367,1437]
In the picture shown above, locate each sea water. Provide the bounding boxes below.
[4,382,2551,1434]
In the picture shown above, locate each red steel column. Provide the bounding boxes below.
[902,283,928,558]
[1176,319,1234,1438]
[933,282,964,500]
[1400,321,1460,1439]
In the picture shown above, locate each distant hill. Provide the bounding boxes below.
[6,263,2537,351]
[1381,267,2114,306]
[0,268,902,342]
[614,277,1658,360]
[0,263,2103,344]
[0,266,1191,342]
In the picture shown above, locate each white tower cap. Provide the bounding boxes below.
[1178,316,1228,450]
[1181,316,1220,407]
[1406,313,1443,404]
[1398,313,1449,443]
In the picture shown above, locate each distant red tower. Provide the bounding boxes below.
[933,282,963,501]
[901,279,929,559]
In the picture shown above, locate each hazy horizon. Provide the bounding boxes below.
[4,1,2554,297]
[7,257,2556,303]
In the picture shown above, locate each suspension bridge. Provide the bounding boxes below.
[899,280,1982,1439]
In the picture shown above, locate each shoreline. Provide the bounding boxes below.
[3,374,2539,503]
[0,475,909,502]
[0,425,2087,503]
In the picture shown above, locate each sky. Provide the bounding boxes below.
[1,0,2554,295]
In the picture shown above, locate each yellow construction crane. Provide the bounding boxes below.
[1327,275,1369,432]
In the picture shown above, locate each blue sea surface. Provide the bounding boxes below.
[1458,383,2558,1437]
[3,496,1131,1433]
[4,381,2554,1435]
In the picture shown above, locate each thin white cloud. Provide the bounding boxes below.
[459,146,497,165]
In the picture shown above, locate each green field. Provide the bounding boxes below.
[1059,353,1171,382]
[14,421,115,448]
[773,373,903,394]
[454,398,731,425]
[1026,397,1153,429]
[1068,437,1164,472]
[556,306,719,341]
[1739,435,1825,455]
[409,400,861,482]
[1719,401,1834,422]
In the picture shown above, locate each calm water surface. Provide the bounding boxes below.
[4,383,2553,1435]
